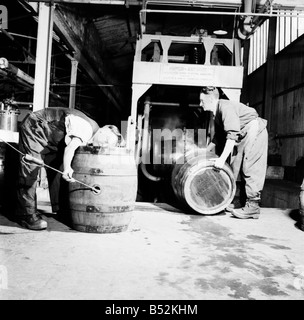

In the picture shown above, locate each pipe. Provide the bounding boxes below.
[140,97,162,182]
[238,0,275,40]
[238,0,256,39]
[244,0,255,13]
[0,69,33,90]
[0,28,36,62]
[151,102,200,107]
[141,98,151,165]
[140,163,162,182]
[143,0,241,10]
[29,0,142,4]
[135,114,143,165]
[140,8,283,18]
[0,57,63,101]
[0,57,35,86]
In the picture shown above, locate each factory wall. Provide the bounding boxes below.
[246,33,304,185]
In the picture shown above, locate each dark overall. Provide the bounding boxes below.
[16,107,99,216]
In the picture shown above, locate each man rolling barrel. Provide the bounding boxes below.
[199,86,268,219]
[16,107,124,230]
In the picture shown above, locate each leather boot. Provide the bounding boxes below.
[299,212,304,231]
[19,213,48,230]
[225,197,242,213]
[231,199,260,219]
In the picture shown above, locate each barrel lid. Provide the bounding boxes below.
[183,161,236,215]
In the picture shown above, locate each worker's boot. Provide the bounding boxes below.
[231,199,260,219]
[225,197,242,213]
[20,213,48,230]
[299,190,304,231]
[299,210,304,232]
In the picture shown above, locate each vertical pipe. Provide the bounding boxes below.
[141,98,151,165]
[69,59,78,109]
[33,2,54,111]
[243,0,254,14]
[139,98,162,181]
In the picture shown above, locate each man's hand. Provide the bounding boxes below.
[210,157,226,170]
[63,137,82,183]
[210,139,235,170]
[62,167,75,183]
[206,142,216,154]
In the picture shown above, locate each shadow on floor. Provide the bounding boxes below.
[0,207,78,234]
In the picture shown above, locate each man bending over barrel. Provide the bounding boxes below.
[199,86,268,219]
[16,107,124,230]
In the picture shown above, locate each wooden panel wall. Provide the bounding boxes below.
[246,34,304,168]
[244,64,266,116]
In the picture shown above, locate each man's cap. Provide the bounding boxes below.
[201,86,217,94]
[91,125,126,147]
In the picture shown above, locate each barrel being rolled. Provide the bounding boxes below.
[171,150,236,215]
[69,146,138,233]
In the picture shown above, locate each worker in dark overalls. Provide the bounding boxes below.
[199,86,268,219]
[16,107,122,230]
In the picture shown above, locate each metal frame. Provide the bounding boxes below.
[127,33,244,153]
[33,2,54,112]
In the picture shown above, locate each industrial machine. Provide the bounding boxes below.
[126,0,268,213]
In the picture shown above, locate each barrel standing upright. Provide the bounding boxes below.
[69,146,138,233]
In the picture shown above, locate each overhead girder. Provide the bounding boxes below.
[21,0,125,112]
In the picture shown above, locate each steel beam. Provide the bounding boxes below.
[33,2,54,111]
[53,6,123,112]
[69,59,78,109]
[29,0,143,5]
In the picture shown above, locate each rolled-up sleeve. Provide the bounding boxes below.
[64,115,93,145]
[220,103,240,141]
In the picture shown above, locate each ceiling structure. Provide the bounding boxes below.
[0,0,303,121]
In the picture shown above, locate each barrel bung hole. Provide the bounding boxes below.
[92,184,101,195]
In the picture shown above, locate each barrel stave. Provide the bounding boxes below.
[171,151,236,215]
[69,147,138,233]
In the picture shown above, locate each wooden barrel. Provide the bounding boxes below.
[171,149,236,215]
[69,146,138,233]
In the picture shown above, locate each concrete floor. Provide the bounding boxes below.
[0,201,304,300]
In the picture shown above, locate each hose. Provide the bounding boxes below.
[0,137,100,193]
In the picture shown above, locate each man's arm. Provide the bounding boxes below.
[213,139,235,169]
[206,141,216,153]
[62,136,82,182]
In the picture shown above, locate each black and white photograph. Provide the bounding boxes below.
[0,0,304,304]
